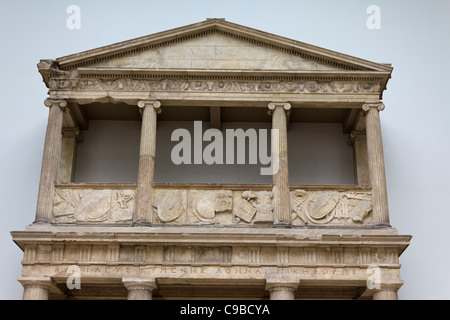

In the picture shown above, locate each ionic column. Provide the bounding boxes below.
[265,279,299,300]
[123,278,157,300]
[268,102,291,226]
[363,102,390,226]
[18,277,53,300]
[349,131,370,185]
[133,100,161,226]
[35,99,67,223]
[58,128,83,183]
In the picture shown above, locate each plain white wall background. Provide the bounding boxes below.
[1,0,449,299]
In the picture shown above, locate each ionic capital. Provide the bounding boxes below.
[44,98,67,109]
[18,276,55,289]
[268,102,291,115]
[138,100,162,114]
[62,127,83,142]
[122,278,157,291]
[362,102,385,113]
[265,278,299,292]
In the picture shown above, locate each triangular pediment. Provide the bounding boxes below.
[54,19,392,74]
[87,32,348,71]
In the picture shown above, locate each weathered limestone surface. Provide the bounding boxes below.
[35,99,66,223]
[92,32,345,71]
[18,276,54,300]
[349,131,370,185]
[269,102,291,226]
[13,19,409,300]
[363,103,390,226]
[134,100,161,225]
[58,128,82,184]
[123,278,157,300]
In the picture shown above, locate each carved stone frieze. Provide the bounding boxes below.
[53,188,135,223]
[189,190,233,224]
[290,190,373,225]
[48,77,381,94]
[153,190,186,223]
[235,190,274,223]
[19,241,401,268]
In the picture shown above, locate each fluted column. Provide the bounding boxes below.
[35,99,67,223]
[133,100,161,226]
[268,102,291,226]
[265,279,299,300]
[58,127,83,183]
[123,278,157,300]
[18,277,53,300]
[363,102,390,226]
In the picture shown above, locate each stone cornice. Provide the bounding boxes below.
[53,20,392,73]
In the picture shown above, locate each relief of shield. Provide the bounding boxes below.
[157,190,185,222]
[74,190,111,222]
[308,191,338,220]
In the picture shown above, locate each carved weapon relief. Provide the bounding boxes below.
[290,190,372,225]
[190,190,233,224]
[53,187,371,226]
[154,189,271,225]
[235,191,273,223]
[53,188,135,223]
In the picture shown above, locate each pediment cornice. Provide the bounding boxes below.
[38,19,392,98]
[47,19,392,72]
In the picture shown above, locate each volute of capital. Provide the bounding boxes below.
[362,102,385,113]
[44,98,67,109]
[137,100,162,114]
[267,102,291,116]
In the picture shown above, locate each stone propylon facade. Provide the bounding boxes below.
[11,19,410,300]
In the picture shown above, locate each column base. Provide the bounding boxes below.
[373,222,392,229]
[32,218,51,224]
[272,222,291,228]
[132,220,152,227]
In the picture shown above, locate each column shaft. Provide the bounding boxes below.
[364,103,390,226]
[134,100,161,225]
[269,287,295,300]
[373,290,398,300]
[35,99,66,223]
[127,288,153,300]
[58,128,82,183]
[269,103,291,226]
[350,132,370,185]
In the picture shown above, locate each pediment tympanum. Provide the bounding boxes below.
[89,32,347,72]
